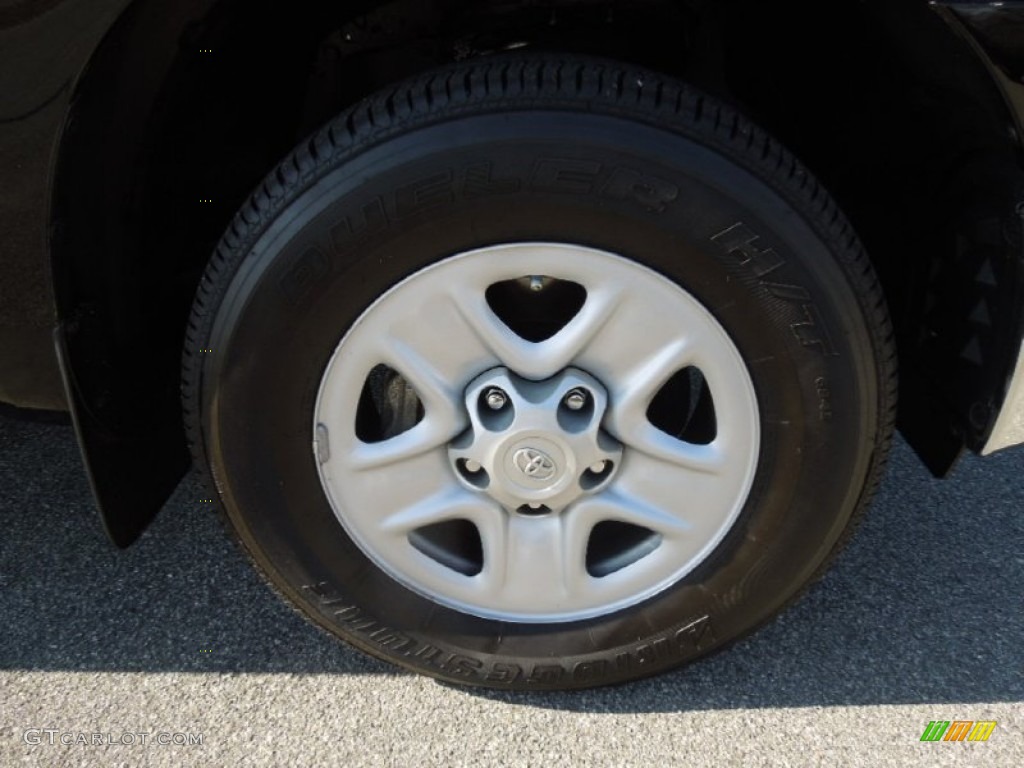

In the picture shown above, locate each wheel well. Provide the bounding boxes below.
[54,0,1024,542]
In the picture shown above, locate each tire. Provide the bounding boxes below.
[182,55,896,690]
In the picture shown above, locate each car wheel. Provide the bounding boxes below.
[182,55,895,689]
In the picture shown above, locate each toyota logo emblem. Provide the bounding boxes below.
[513,448,557,480]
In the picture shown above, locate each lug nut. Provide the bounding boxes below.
[589,461,607,474]
[485,388,507,410]
[564,388,588,411]
[464,459,482,473]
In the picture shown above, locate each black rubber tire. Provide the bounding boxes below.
[182,55,896,690]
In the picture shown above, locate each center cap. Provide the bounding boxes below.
[448,367,622,514]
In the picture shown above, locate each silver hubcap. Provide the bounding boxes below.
[313,243,760,622]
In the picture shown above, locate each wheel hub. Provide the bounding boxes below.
[449,367,622,515]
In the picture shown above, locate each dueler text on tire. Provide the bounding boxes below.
[182,55,896,690]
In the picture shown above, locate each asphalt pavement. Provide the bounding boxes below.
[0,409,1021,767]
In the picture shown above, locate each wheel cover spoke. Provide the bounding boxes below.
[477,514,590,608]
[452,286,623,381]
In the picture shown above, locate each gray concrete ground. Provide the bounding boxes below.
[0,410,1021,767]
